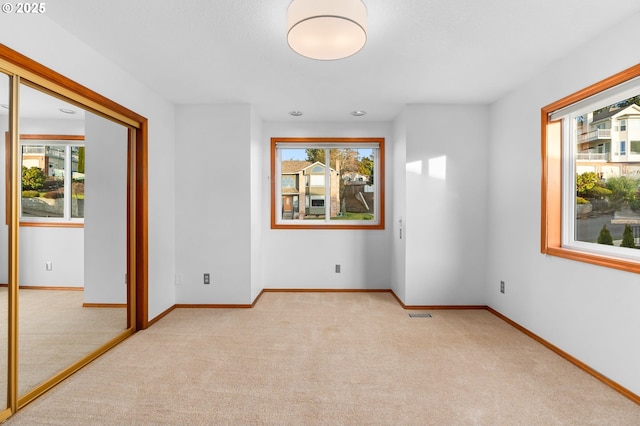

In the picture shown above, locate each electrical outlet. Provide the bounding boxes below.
[500,280,505,294]
[204,273,210,285]
[335,264,341,273]
[45,261,53,271]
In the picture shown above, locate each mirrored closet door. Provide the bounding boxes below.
[17,83,129,398]
[0,42,146,420]
[0,70,10,416]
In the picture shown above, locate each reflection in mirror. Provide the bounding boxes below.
[0,72,9,412]
[17,83,128,397]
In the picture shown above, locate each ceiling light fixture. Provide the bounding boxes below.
[59,108,76,114]
[287,0,367,61]
[351,110,367,116]
[289,110,304,117]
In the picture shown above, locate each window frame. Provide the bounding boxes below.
[541,63,640,273]
[270,137,385,230]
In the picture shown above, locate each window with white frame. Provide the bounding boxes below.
[19,136,85,223]
[542,68,640,271]
[271,137,384,229]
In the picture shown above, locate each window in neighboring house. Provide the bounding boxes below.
[272,137,384,229]
[20,137,85,223]
[621,120,627,131]
[542,64,640,273]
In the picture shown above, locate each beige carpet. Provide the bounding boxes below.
[4,291,640,425]
[0,288,127,399]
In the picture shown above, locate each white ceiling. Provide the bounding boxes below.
[43,0,640,122]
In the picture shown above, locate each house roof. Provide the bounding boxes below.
[282,187,299,195]
[302,161,337,174]
[281,160,311,174]
[592,104,640,123]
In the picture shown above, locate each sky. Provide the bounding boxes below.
[282,148,373,161]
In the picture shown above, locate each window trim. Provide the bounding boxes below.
[270,137,385,230]
[541,63,640,273]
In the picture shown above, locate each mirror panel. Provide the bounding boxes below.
[0,71,9,413]
[17,83,128,396]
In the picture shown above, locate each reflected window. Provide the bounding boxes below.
[20,138,84,221]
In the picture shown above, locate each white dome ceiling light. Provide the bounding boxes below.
[287,0,367,61]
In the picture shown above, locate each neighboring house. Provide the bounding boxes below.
[22,145,66,176]
[577,103,640,178]
[281,160,340,219]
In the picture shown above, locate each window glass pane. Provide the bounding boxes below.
[304,149,326,220]
[280,148,306,221]
[574,94,640,248]
[21,144,64,218]
[71,146,84,218]
[330,147,375,221]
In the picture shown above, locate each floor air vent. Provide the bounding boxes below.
[408,313,432,318]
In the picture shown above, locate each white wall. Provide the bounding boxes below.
[262,121,393,290]
[486,10,640,395]
[174,104,253,304]
[0,15,177,320]
[250,108,264,301]
[19,227,83,287]
[83,112,127,303]
[391,110,407,300]
[402,105,490,305]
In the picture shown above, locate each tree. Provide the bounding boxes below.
[605,176,640,209]
[620,225,636,248]
[305,148,324,165]
[77,146,85,174]
[305,148,360,173]
[576,172,598,197]
[22,166,45,191]
[358,155,374,184]
[597,225,614,245]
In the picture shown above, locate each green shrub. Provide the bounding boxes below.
[620,225,636,248]
[576,196,589,204]
[605,176,640,208]
[21,190,40,198]
[597,225,614,245]
[586,186,612,199]
[21,166,45,191]
[576,172,598,196]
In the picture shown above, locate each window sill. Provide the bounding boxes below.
[543,246,640,274]
[20,221,84,228]
[272,222,384,230]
